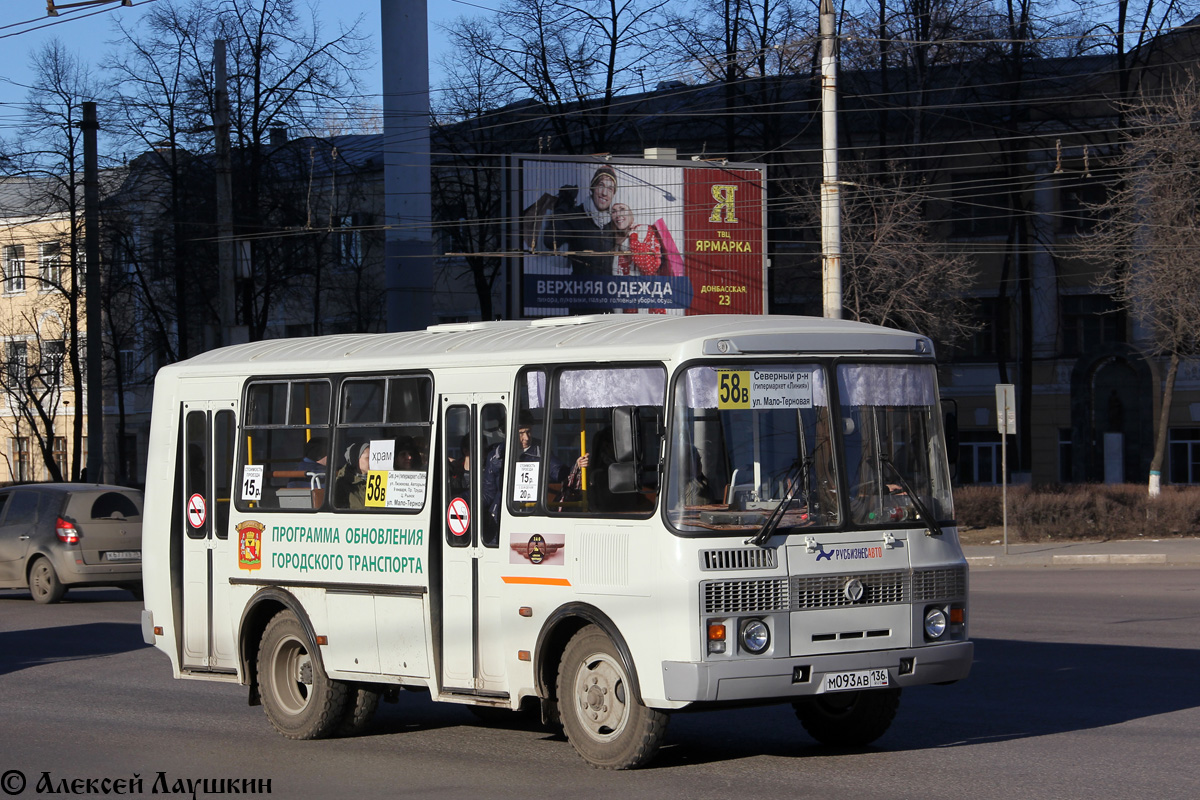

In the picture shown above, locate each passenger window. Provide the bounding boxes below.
[91,492,141,520]
[332,375,432,512]
[545,366,665,516]
[6,491,40,525]
[237,379,332,512]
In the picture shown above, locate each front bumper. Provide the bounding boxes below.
[661,640,973,703]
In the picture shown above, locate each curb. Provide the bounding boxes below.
[967,553,1172,567]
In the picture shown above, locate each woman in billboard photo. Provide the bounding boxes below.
[608,202,683,278]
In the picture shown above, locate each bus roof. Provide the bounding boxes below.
[159,314,932,377]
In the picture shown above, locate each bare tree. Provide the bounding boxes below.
[105,0,370,345]
[788,160,976,351]
[0,40,99,481]
[439,0,669,154]
[1078,78,1200,496]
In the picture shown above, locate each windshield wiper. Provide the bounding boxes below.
[746,457,809,548]
[879,454,943,536]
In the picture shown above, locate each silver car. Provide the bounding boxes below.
[0,484,143,603]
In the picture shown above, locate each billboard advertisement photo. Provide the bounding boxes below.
[515,156,766,317]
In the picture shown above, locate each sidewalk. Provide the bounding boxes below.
[963,537,1200,567]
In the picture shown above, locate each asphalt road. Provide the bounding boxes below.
[1,568,1198,800]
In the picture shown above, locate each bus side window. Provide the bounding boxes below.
[237,379,332,512]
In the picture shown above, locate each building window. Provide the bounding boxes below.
[1060,294,1125,357]
[6,341,28,388]
[336,214,362,270]
[11,437,30,483]
[956,296,1012,361]
[1169,428,1200,485]
[120,349,137,379]
[53,436,67,478]
[3,245,26,294]
[38,241,62,288]
[1058,428,1074,483]
[950,172,1010,237]
[957,432,1002,485]
[1059,176,1107,234]
[43,339,65,386]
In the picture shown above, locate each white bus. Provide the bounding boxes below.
[140,314,972,769]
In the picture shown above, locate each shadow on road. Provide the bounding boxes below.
[0,622,146,676]
[354,636,1200,767]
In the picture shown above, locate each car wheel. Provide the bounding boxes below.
[29,557,67,604]
[556,625,667,769]
[334,684,381,737]
[257,610,348,739]
[793,687,901,747]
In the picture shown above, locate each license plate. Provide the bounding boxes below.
[822,669,889,692]
[104,551,141,562]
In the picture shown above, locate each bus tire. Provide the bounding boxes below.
[334,685,381,737]
[556,625,667,769]
[29,557,67,604]
[258,610,347,739]
[793,687,901,747]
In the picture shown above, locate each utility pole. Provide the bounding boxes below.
[213,39,238,345]
[820,0,842,319]
[82,101,102,482]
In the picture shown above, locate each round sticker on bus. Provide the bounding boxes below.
[447,497,470,537]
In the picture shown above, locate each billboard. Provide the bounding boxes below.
[514,156,766,316]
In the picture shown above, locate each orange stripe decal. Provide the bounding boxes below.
[502,576,572,586]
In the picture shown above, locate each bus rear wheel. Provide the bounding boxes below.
[793,687,901,747]
[556,625,667,769]
[258,610,347,739]
[334,685,381,737]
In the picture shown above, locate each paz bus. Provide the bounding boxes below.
[140,314,972,769]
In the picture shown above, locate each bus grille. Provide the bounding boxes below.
[702,566,966,615]
[911,566,968,600]
[703,578,790,613]
[700,548,778,571]
[793,570,908,609]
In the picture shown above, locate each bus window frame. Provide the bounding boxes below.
[232,371,433,515]
[512,361,666,521]
[662,355,950,538]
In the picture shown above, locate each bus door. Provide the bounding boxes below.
[440,394,509,693]
[181,400,239,672]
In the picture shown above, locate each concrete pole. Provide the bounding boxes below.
[213,39,238,345]
[82,102,103,482]
[381,1,434,331]
[820,0,842,319]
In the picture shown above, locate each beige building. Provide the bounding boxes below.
[0,176,83,484]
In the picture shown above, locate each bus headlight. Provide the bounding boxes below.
[924,607,947,640]
[739,618,770,654]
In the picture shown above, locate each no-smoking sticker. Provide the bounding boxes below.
[447,497,470,537]
[187,493,207,529]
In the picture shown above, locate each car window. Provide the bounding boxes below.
[0,493,9,522]
[90,492,141,520]
[6,491,40,525]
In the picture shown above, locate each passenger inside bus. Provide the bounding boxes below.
[287,437,328,489]
[334,442,371,509]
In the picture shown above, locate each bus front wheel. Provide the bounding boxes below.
[793,687,901,747]
[258,610,348,739]
[556,625,667,769]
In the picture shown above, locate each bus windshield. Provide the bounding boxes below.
[667,362,953,534]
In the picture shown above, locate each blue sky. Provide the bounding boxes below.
[0,0,478,131]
